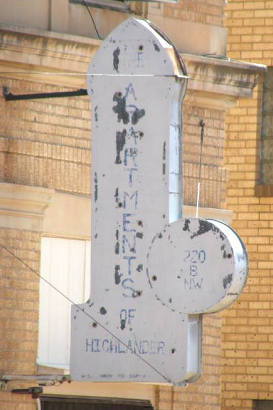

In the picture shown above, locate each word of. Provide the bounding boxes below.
[120,308,136,330]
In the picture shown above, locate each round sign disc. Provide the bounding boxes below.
[146,218,248,314]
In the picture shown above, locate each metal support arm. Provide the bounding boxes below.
[2,86,88,101]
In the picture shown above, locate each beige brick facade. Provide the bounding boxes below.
[223,0,273,408]
[0,1,264,409]
[163,0,225,27]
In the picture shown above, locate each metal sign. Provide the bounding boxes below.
[70,17,248,385]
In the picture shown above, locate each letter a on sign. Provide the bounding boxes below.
[70,18,248,384]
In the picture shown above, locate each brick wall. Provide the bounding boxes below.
[0,78,91,195]
[0,9,253,408]
[164,0,225,27]
[0,73,228,408]
[0,78,227,209]
[183,103,227,209]
[223,1,273,408]
[0,74,91,408]
[0,228,40,410]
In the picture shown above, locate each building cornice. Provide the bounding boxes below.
[0,23,266,99]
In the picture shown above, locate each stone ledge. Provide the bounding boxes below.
[0,23,266,96]
[183,53,266,102]
[183,205,233,224]
[0,183,53,232]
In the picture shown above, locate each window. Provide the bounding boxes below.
[37,237,91,370]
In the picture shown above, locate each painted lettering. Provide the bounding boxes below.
[123,191,138,210]
[184,277,204,290]
[121,277,137,298]
[123,256,136,275]
[123,213,136,232]
[85,338,166,355]
[122,233,136,254]
[184,249,206,264]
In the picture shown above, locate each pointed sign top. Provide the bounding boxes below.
[88,17,186,77]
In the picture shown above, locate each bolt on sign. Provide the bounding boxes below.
[70,18,248,385]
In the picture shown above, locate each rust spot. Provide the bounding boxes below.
[133,290,142,297]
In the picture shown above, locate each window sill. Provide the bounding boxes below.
[70,0,131,13]
[37,363,70,375]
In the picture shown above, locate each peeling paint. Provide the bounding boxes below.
[115,229,120,255]
[114,188,120,208]
[131,107,145,125]
[183,219,190,232]
[94,105,98,122]
[190,220,212,239]
[162,141,166,175]
[113,47,120,72]
[100,307,107,315]
[136,264,143,272]
[112,89,145,125]
[94,172,98,202]
[114,265,122,285]
[115,129,127,164]
[113,92,129,124]
[120,318,126,330]
[153,41,160,52]
[223,273,233,289]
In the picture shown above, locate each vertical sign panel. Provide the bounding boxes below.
[71,18,189,384]
[70,17,248,385]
